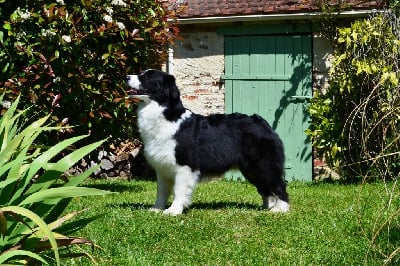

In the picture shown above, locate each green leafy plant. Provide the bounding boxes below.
[0,0,182,147]
[307,13,400,180]
[0,95,114,265]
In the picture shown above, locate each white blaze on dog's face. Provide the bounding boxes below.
[126,74,140,89]
[126,73,151,102]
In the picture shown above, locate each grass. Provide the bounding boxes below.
[64,179,400,265]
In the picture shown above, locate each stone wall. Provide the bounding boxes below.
[170,32,225,115]
[312,33,333,93]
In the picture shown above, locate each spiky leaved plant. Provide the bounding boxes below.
[0,95,114,265]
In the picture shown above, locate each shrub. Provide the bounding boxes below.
[0,0,181,147]
[0,95,113,265]
[306,13,400,180]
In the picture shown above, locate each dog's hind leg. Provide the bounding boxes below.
[151,173,174,212]
[240,161,289,213]
[163,165,199,216]
[262,179,289,213]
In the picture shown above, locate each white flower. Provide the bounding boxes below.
[56,0,65,5]
[131,28,139,37]
[111,0,127,7]
[1,100,11,109]
[42,29,56,37]
[116,22,125,30]
[43,7,50,17]
[16,31,27,40]
[106,7,113,15]
[104,14,113,23]
[62,35,71,43]
[17,7,31,21]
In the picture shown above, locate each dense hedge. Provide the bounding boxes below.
[0,0,181,146]
[307,13,400,181]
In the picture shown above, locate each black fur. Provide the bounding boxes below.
[174,112,288,202]
[128,69,289,212]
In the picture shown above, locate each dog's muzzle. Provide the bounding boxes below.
[126,75,140,89]
[125,75,149,102]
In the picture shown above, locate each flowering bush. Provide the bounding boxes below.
[307,13,400,180]
[0,0,181,146]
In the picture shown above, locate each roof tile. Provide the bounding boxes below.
[169,0,385,18]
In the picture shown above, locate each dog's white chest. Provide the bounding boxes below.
[137,101,191,171]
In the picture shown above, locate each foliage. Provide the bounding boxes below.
[0,0,182,147]
[390,0,400,14]
[306,13,400,180]
[0,95,113,265]
[313,0,388,41]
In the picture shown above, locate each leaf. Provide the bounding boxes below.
[0,210,6,237]
[34,236,93,251]
[3,22,11,31]
[24,135,89,195]
[0,206,60,265]
[0,249,49,265]
[66,164,100,187]
[20,187,114,205]
[44,138,106,173]
[56,213,105,236]
[47,209,87,231]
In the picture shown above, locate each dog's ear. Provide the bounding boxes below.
[162,74,185,121]
[164,74,180,103]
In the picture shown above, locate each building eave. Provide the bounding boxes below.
[176,9,380,25]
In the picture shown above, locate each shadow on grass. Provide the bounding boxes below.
[191,201,260,210]
[106,201,260,211]
[106,203,154,210]
[85,182,146,193]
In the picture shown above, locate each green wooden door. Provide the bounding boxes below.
[223,34,312,181]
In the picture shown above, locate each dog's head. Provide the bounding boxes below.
[126,69,180,106]
[126,69,185,121]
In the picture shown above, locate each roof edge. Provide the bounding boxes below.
[176,9,381,25]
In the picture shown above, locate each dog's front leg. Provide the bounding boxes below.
[150,173,173,213]
[163,166,199,216]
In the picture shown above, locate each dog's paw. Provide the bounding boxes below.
[163,206,183,216]
[269,200,290,213]
[263,195,289,213]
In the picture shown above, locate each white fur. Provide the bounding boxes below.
[137,99,194,215]
[263,195,290,213]
[126,74,141,90]
[126,75,151,102]
[163,166,200,216]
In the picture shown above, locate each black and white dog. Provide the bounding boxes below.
[126,69,289,215]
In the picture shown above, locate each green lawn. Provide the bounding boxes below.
[64,180,400,265]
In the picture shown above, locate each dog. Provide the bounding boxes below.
[126,69,289,215]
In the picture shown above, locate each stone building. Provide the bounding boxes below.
[164,0,384,180]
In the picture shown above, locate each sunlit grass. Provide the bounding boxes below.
[65,179,398,265]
